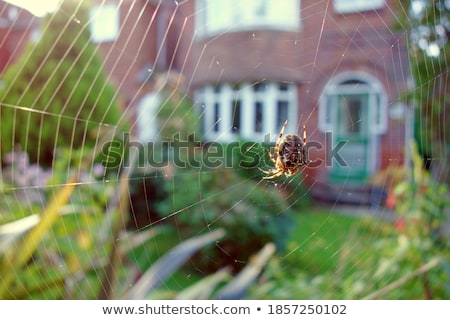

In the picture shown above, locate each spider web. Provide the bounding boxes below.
[0,0,447,299]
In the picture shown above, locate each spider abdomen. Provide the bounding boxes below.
[279,134,305,169]
[259,120,308,179]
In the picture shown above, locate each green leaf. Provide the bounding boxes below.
[216,242,276,299]
[123,229,225,299]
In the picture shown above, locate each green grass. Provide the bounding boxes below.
[282,209,390,275]
[126,208,393,293]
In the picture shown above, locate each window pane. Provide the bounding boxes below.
[199,0,298,36]
[333,0,385,13]
[89,4,119,43]
[232,100,241,133]
[276,100,289,131]
[255,101,263,133]
[213,102,220,132]
[279,82,289,91]
[253,82,266,92]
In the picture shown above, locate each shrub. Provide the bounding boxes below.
[157,167,294,273]
[0,1,123,166]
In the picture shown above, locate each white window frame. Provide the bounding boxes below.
[333,0,385,14]
[196,82,297,142]
[319,71,387,135]
[196,0,300,38]
[89,4,120,43]
[136,92,161,142]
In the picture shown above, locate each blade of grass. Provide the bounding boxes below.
[216,242,276,299]
[97,147,137,300]
[174,267,231,300]
[0,177,77,298]
[0,214,39,254]
[362,257,441,300]
[123,228,225,299]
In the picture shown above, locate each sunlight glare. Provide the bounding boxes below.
[4,0,61,17]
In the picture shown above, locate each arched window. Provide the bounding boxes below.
[319,71,387,135]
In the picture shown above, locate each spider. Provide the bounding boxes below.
[259,120,308,179]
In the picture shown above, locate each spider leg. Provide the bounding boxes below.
[274,120,288,156]
[258,167,274,174]
[285,167,299,177]
[265,148,277,164]
[261,169,285,180]
[303,124,307,145]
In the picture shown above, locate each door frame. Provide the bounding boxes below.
[318,71,388,183]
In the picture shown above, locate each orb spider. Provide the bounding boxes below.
[259,120,308,179]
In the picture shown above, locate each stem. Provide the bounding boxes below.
[362,258,441,300]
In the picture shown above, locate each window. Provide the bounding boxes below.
[196,0,300,37]
[89,4,119,43]
[136,92,161,142]
[333,0,385,14]
[319,72,387,134]
[231,99,241,133]
[196,82,297,142]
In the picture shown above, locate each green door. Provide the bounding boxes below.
[330,93,370,182]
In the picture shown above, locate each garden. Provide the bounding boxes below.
[0,0,449,300]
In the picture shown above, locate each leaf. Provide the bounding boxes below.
[119,228,159,254]
[393,181,409,195]
[123,228,225,299]
[0,214,39,255]
[0,177,76,298]
[215,242,276,299]
[174,267,231,299]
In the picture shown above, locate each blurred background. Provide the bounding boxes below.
[0,0,449,299]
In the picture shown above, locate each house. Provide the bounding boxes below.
[0,0,412,205]
[0,1,39,74]
[79,0,413,205]
[171,0,411,204]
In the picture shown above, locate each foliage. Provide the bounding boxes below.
[127,170,168,229]
[129,81,309,274]
[247,144,450,299]
[218,138,312,209]
[249,216,449,299]
[157,86,202,141]
[0,149,277,299]
[393,142,450,243]
[394,0,450,180]
[0,0,123,166]
[0,150,103,298]
[0,151,52,224]
[157,167,294,273]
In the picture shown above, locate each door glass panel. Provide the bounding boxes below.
[338,94,366,136]
[331,93,369,181]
